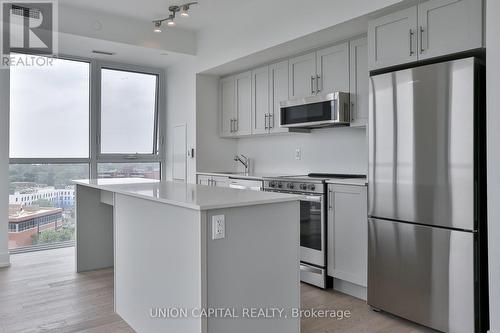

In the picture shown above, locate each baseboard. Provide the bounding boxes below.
[0,250,11,268]
[333,278,367,301]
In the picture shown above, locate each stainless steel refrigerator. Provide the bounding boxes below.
[368,57,488,333]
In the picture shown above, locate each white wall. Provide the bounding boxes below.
[486,0,500,331]
[195,0,405,72]
[236,129,367,175]
[0,68,10,267]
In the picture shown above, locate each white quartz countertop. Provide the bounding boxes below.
[325,177,368,186]
[73,178,301,211]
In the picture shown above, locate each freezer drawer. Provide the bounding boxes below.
[368,218,475,333]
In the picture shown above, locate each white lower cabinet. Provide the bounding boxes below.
[197,175,229,187]
[327,184,368,288]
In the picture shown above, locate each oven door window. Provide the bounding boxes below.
[300,199,322,251]
[281,101,332,125]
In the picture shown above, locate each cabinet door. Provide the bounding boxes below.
[235,71,252,136]
[269,60,289,134]
[251,66,270,135]
[417,0,483,60]
[327,184,368,287]
[349,37,369,127]
[288,52,316,99]
[368,7,418,70]
[316,43,349,94]
[220,76,236,137]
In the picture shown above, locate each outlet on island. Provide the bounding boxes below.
[212,215,225,240]
[295,148,302,161]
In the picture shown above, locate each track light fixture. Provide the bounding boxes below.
[152,2,197,32]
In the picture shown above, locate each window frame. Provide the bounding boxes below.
[96,62,164,163]
[9,54,167,181]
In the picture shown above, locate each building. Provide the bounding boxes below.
[8,204,63,248]
[9,185,76,209]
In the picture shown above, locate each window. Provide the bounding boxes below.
[10,55,90,158]
[8,55,165,252]
[100,68,159,155]
[8,164,89,250]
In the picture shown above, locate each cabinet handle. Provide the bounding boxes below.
[235,119,238,132]
[270,114,274,129]
[264,114,269,129]
[328,189,333,210]
[230,119,233,133]
[419,26,425,54]
[311,76,315,95]
[316,74,321,93]
[351,102,355,121]
[409,29,415,56]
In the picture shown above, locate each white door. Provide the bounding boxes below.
[316,43,350,94]
[269,60,289,134]
[220,76,236,137]
[368,7,418,70]
[327,184,368,287]
[288,52,316,99]
[251,66,270,135]
[417,0,483,60]
[235,71,252,136]
[349,37,369,127]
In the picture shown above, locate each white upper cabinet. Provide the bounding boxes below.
[368,7,418,70]
[288,52,316,99]
[251,66,270,135]
[368,0,483,70]
[220,76,236,137]
[316,42,350,94]
[417,0,483,60]
[235,71,252,136]
[349,37,369,127]
[269,60,289,133]
[327,184,368,288]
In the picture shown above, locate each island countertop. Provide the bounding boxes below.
[73,178,301,211]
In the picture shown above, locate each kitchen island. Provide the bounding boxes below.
[74,178,301,333]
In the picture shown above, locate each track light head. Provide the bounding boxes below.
[153,20,162,33]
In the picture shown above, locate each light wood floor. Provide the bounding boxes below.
[0,247,435,333]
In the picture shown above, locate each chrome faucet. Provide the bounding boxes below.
[234,154,249,174]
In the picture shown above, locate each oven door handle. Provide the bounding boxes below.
[302,195,322,202]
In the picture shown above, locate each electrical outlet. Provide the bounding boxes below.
[295,148,302,160]
[212,215,225,240]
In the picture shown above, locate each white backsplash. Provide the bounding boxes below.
[236,127,367,175]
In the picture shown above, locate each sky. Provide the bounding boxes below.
[9,54,157,159]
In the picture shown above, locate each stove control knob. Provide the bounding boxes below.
[287,183,295,189]
[300,183,307,190]
[277,182,283,189]
[308,184,316,191]
[269,181,276,188]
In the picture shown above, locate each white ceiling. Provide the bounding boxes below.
[58,0,250,31]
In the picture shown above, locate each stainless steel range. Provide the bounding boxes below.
[263,174,334,288]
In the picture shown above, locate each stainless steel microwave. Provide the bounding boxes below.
[279,92,350,129]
